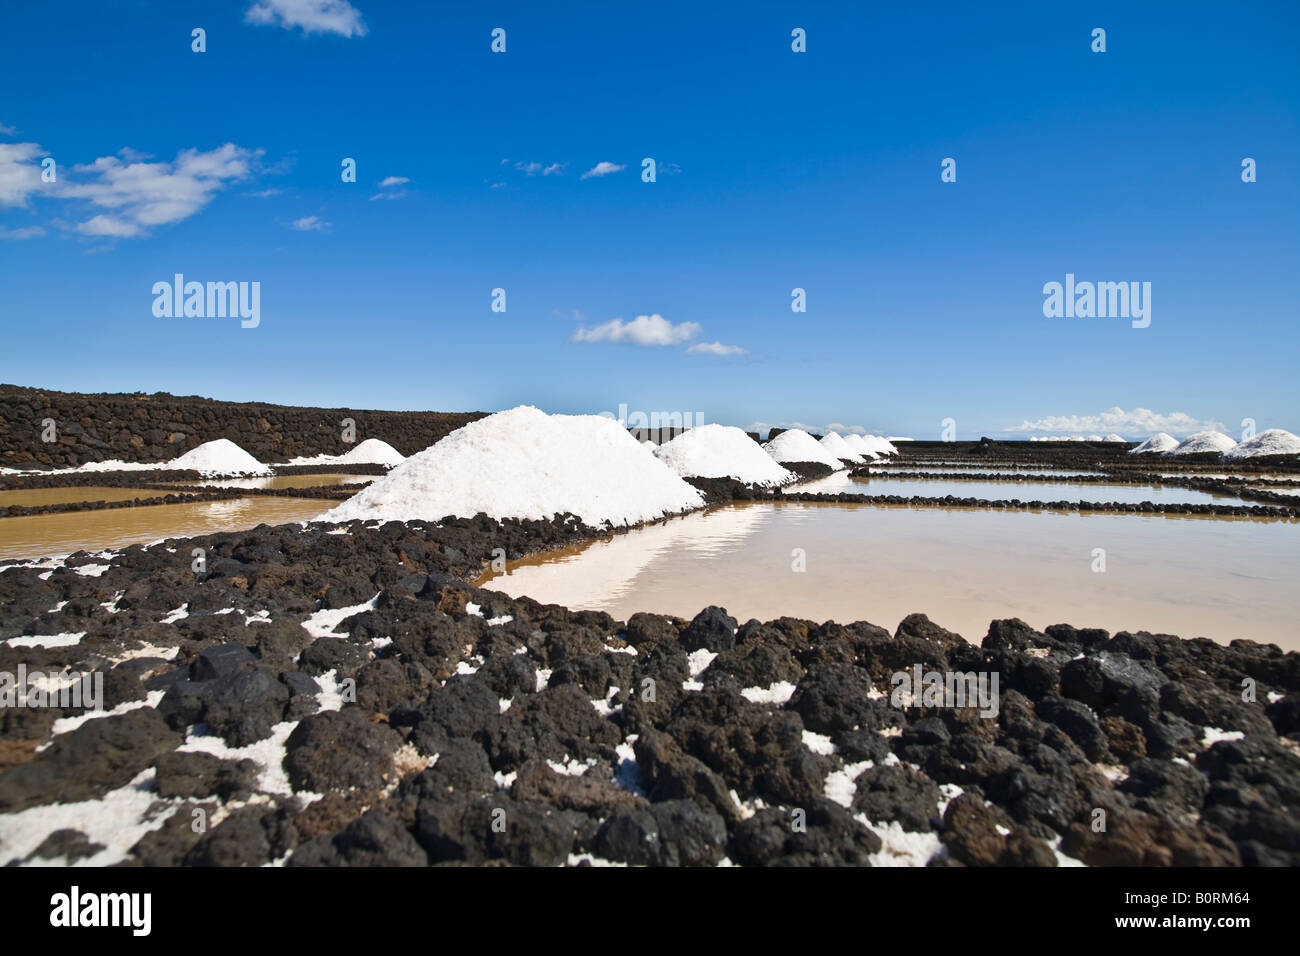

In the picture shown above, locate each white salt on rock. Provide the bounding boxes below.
[321,406,705,526]
[1129,432,1178,454]
[841,434,881,460]
[654,424,793,486]
[762,429,846,469]
[1169,431,1237,456]
[1224,429,1300,459]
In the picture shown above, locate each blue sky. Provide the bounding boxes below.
[1,0,1296,440]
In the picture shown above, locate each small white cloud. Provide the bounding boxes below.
[581,161,626,180]
[289,215,330,231]
[0,225,45,239]
[543,162,567,176]
[244,0,368,37]
[573,313,700,346]
[246,187,284,198]
[58,143,261,237]
[515,161,542,175]
[489,181,506,189]
[0,123,16,136]
[378,176,409,188]
[687,341,747,356]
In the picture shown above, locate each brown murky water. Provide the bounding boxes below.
[0,497,329,561]
[0,487,163,508]
[479,501,1300,650]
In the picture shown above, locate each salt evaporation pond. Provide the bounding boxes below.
[479,501,1300,650]
[0,497,327,561]
[797,472,1256,506]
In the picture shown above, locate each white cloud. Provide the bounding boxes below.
[0,142,48,207]
[245,0,367,37]
[573,314,700,346]
[514,161,542,175]
[0,225,45,239]
[581,161,626,180]
[377,176,409,188]
[1006,406,1225,439]
[58,143,260,237]
[246,187,284,198]
[543,163,567,176]
[749,421,873,437]
[686,341,747,356]
[289,215,331,231]
[0,123,16,136]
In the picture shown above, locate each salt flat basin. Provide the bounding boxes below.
[0,486,162,508]
[799,472,1254,506]
[0,497,328,561]
[478,501,1300,651]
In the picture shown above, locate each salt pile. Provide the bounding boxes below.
[1169,431,1237,456]
[321,406,705,526]
[1224,429,1300,459]
[1104,434,1126,443]
[170,439,270,476]
[763,429,846,469]
[841,434,881,460]
[653,424,793,486]
[289,438,406,467]
[819,432,865,463]
[860,434,899,456]
[1129,432,1178,454]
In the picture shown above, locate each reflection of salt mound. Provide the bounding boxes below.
[1129,433,1178,454]
[321,406,704,526]
[654,424,792,486]
[841,434,881,460]
[762,429,845,469]
[1224,429,1300,459]
[819,433,864,463]
[1170,431,1237,456]
[170,439,270,476]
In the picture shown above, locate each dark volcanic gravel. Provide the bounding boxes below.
[0,513,1297,867]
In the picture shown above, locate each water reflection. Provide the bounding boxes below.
[481,501,1300,650]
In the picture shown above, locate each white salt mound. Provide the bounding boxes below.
[1104,434,1126,443]
[763,429,846,469]
[1169,431,1237,456]
[861,434,899,456]
[841,434,881,460]
[819,433,865,463]
[1224,429,1300,459]
[654,424,793,486]
[339,438,405,466]
[1129,432,1178,454]
[169,439,269,476]
[321,406,705,526]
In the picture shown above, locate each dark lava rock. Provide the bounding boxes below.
[594,799,727,866]
[0,709,181,812]
[154,751,259,801]
[289,810,428,867]
[680,606,738,653]
[24,829,106,863]
[284,709,402,794]
[729,798,882,866]
[851,763,943,832]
